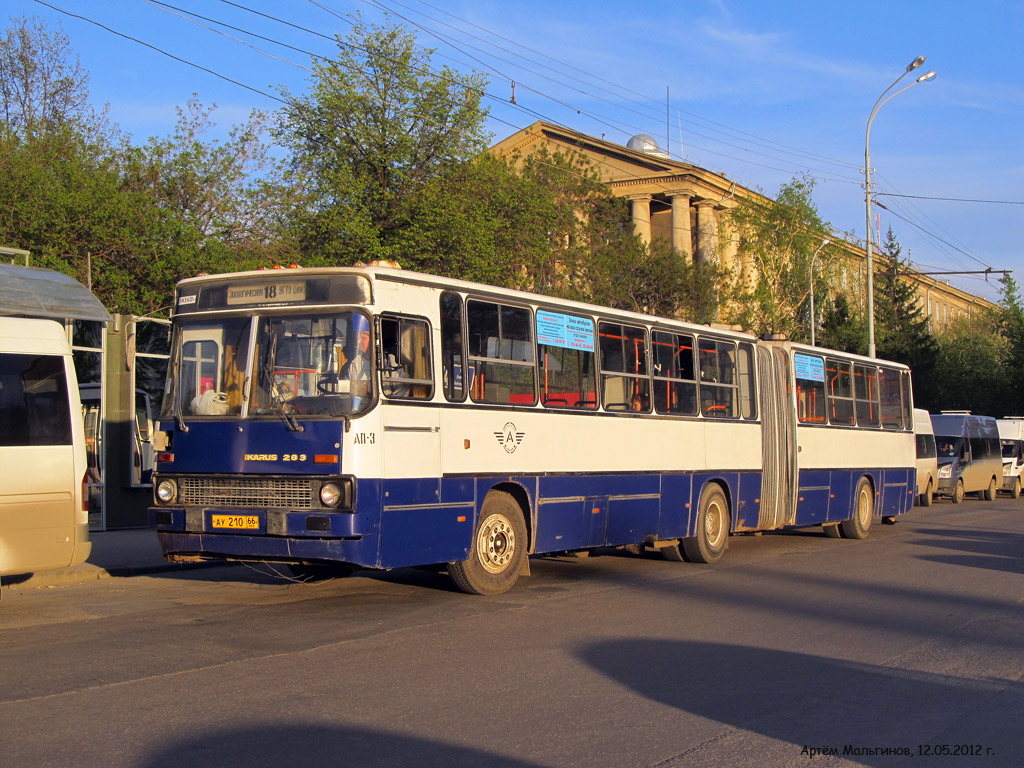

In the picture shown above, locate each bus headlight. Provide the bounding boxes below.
[319,478,353,508]
[156,478,178,504]
[320,482,342,507]
[938,465,951,478]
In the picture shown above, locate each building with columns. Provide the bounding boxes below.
[490,121,996,330]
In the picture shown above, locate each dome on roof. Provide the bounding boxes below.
[627,134,669,158]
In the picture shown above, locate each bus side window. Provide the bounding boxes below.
[440,293,465,402]
[826,358,855,425]
[854,364,880,427]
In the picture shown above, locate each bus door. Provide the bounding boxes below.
[376,314,450,563]
[757,345,797,529]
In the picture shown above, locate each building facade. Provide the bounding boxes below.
[491,121,996,329]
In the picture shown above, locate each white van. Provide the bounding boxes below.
[0,317,91,578]
[913,408,938,506]
[931,412,1002,503]
[997,418,1024,498]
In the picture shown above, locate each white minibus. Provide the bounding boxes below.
[0,317,91,578]
[913,409,937,506]
[997,418,1024,498]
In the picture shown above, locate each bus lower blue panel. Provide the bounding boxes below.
[827,471,855,523]
[657,474,693,538]
[796,470,831,526]
[606,496,659,546]
[735,473,761,530]
[535,498,598,552]
[882,469,912,516]
[379,505,473,568]
[383,477,441,507]
[156,531,378,567]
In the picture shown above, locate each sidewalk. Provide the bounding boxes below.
[2,528,230,589]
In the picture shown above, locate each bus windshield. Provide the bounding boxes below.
[162,311,373,420]
[1001,440,1020,459]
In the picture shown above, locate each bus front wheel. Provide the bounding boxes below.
[681,484,729,564]
[952,479,964,504]
[1012,477,1021,500]
[840,478,874,539]
[450,492,527,595]
[983,477,997,502]
[920,479,933,507]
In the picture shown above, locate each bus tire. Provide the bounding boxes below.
[449,492,527,595]
[1012,477,1021,500]
[823,523,842,539]
[840,477,874,540]
[681,484,729,564]
[984,477,997,502]
[952,479,964,504]
[661,542,686,562]
[920,479,933,507]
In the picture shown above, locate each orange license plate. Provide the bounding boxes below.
[211,514,259,530]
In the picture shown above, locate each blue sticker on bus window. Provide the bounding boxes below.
[537,310,595,352]
[794,353,825,382]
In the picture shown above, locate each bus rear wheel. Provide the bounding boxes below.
[1012,477,1021,500]
[681,484,729,564]
[840,477,874,539]
[449,492,527,595]
[983,477,997,501]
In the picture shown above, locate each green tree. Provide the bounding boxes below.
[0,16,90,136]
[996,273,1024,415]
[274,17,490,265]
[873,226,939,408]
[816,292,868,355]
[932,313,1009,415]
[724,174,836,340]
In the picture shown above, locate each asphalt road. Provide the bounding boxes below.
[2,499,1023,768]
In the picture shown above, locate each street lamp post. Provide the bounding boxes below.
[864,57,936,358]
[809,237,831,347]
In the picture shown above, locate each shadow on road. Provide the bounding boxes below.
[138,723,546,768]
[579,638,1023,766]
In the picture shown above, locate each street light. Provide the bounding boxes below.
[809,237,831,347]
[864,57,936,358]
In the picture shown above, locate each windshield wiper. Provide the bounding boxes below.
[262,330,303,432]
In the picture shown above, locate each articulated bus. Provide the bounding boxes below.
[149,265,915,594]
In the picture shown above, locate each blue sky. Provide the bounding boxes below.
[6,0,1023,302]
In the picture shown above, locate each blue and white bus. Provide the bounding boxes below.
[149,265,915,594]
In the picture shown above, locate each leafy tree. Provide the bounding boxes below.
[0,16,90,136]
[996,273,1024,415]
[932,313,1009,415]
[274,17,490,265]
[816,292,868,355]
[873,226,939,408]
[723,174,836,340]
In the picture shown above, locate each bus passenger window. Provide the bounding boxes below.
[467,300,536,405]
[599,322,649,412]
[652,330,696,416]
[738,342,757,420]
[878,367,903,429]
[379,315,433,400]
[825,358,855,425]
[854,364,880,427]
[697,338,738,418]
[537,310,597,409]
[794,352,825,424]
[440,293,465,402]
